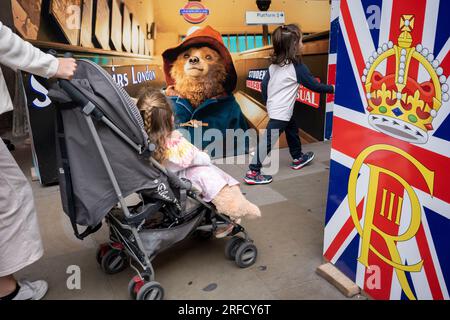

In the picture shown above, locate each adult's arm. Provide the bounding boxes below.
[0,21,58,78]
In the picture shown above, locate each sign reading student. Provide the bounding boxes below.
[323,0,450,300]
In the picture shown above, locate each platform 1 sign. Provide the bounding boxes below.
[245,11,285,25]
[323,0,450,300]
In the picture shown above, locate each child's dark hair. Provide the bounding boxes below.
[271,24,302,66]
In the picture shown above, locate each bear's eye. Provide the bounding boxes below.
[205,55,212,60]
[183,53,190,59]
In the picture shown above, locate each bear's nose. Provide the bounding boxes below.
[189,56,199,64]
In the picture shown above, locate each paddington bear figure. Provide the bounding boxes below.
[162,26,249,157]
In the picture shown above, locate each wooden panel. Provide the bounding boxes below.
[80,0,94,47]
[316,263,361,298]
[302,39,329,55]
[110,0,122,51]
[50,0,81,45]
[122,4,131,52]
[139,29,145,55]
[149,22,156,40]
[11,0,42,40]
[145,39,152,56]
[94,0,110,50]
[234,91,266,129]
[28,39,154,59]
[144,39,149,56]
[131,15,139,54]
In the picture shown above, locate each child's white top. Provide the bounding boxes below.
[262,62,334,121]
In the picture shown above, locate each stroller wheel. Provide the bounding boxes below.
[224,236,245,260]
[128,273,152,300]
[234,242,258,268]
[128,276,144,300]
[95,243,110,265]
[136,281,164,300]
[100,248,129,274]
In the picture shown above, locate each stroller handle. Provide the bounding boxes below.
[47,51,90,108]
[60,53,89,106]
[59,79,90,107]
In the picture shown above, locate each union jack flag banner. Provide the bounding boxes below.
[325,0,340,140]
[324,0,450,300]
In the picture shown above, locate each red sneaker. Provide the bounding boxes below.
[291,152,315,170]
[244,170,273,185]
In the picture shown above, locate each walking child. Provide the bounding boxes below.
[244,24,334,185]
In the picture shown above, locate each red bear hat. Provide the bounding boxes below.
[162,25,237,93]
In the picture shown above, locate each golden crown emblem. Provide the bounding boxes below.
[363,15,448,144]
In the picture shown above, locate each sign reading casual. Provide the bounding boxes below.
[324,0,450,300]
[180,1,209,24]
[245,11,285,25]
[247,68,321,108]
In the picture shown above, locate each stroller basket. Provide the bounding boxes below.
[138,210,204,257]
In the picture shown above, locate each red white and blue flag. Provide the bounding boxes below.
[325,0,339,140]
[324,0,450,300]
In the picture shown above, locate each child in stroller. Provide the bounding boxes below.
[137,89,261,238]
[51,57,259,300]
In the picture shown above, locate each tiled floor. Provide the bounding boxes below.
[8,137,362,300]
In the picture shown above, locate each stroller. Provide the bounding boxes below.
[49,55,258,300]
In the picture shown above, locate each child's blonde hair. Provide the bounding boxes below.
[137,88,174,163]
